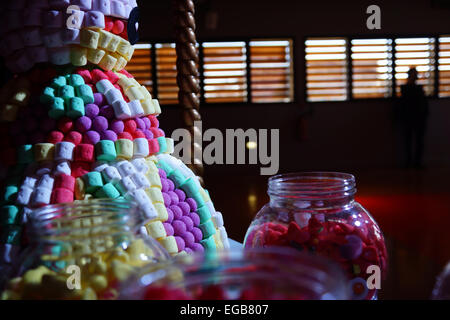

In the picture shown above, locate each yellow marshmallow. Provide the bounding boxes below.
[115,139,133,159]
[70,47,88,66]
[98,54,117,71]
[98,29,114,49]
[152,99,161,115]
[75,178,85,200]
[80,29,100,49]
[158,236,178,254]
[87,48,106,64]
[139,86,152,100]
[141,99,155,115]
[153,202,169,221]
[146,187,164,204]
[34,143,55,162]
[146,221,166,239]
[105,34,121,52]
[125,86,144,101]
[147,171,162,189]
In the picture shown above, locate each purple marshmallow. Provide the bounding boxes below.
[188,212,200,227]
[168,191,179,205]
[178,202,190,215]
[166,207,174,223]
[180,216,194,231]
[172,220,186,236]
[163,223,174,236]
[191,227,203,242]
[100,130,118,141]
[135,117,145,130]
[182,231,195,247]
[143,129,154,140]
[190,243,204,253]
[162,192,171,207]
[142,117,151,129]
[186,198,197,212]
[92,116,108,132]
[174,236,185,252]
[169,205,183,220]
[93,93,106,107]
[184,247,193,254]
[83,130,101,145]
[167,179,175,192]
[99,105,114,120]
[160,179,169,193]
[85,104,99,119]
[174,189,186,202]
[75,116,92,133]
[110,119,124,134]
[158,168,167,179]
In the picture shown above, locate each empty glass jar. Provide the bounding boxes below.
[1,199,169,300]
[244,172,388,300]
[120,247,351,300]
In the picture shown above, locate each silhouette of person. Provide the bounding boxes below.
[399,67,429,169]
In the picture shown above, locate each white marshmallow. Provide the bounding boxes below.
[37,174,55,190]
[152,99,161,115]
[133,138,149,158]
[35,163,53,176]
[205,201,216,215]
[128,100,144,117]
[92,0,111,15]
[131,173,150,189]
[93,161,109,172]
[117,161,136,177]
[219,226,230,249]
[127,189,157,220]
[165,138,174,154]
[212,211,224,228]
[111,0,126,18]
[131,158,149,173]
[101,166,121,183]
[105,88,123,104]
[55,141,75,161]
[32,187,52,206]
[53,161,71,176]
[112,99,132,120]
[118,176,137,193]
[96,79,115,94]
[16,186,33,205]
[22,176,37,189]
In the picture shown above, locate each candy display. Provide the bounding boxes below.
[1,199,170,300]
[0,0,229,290]
[243,172,388,300]
[120,248,351,300]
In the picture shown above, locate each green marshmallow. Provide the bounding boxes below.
[0,225,22,245]
[197,205,211,224]
[3,185,18,203]
[95,183,120,199]
[66,97,85,119]
[76,84,94,104]
[17,145,34,164]
[168,169,186,188]
[157,136,167,154]
[48,97,66,119]
[0,205,21,226]
[180,178,198,198]
[199,220,216,239]
[200,235,217,252]
[156,159,174,176]
[95,140,117,161]
[59,85,75,102]
[82,171,104,193]
[69,74,85,87]
[50,76,67,89]
[40,87,55,105]
[191,192,205,208]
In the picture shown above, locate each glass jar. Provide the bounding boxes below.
[243,172,388,300]
[431,262,450,300]
[120,247,351,300]
[1,199,169,300]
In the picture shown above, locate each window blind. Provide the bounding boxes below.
[155,43,179,105]
[127,43,153,93]
[305,38,348,102]
[249,40,294,103]
[438,36,450,97]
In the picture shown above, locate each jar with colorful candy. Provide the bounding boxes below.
[0,199,169,300]
[244,172,388,300]
[120,247,350,300]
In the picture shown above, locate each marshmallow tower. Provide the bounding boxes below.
[0,0,229,269]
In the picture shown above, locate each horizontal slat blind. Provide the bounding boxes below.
[249,40,294,103]
[127,44,152,93]
[351,39,393,98]
[395,37,435,96]
[202,42,248,103]
[305,38,348,102]
[439,36,450,97]
[156,43,179,105]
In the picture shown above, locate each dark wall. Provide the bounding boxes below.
[138,0,450,176]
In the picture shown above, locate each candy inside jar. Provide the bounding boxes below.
[1,199,169,300]
[120,247,351,300]
[244,172,388,300]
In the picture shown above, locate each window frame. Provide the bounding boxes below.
[137,37,297,107]
[303,33,448,103]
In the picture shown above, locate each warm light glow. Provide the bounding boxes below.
[246,141,257,149]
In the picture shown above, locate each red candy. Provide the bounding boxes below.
[105,70,119,84]
[64,131,83,145]
[148,115,159,128]
[148,139,160,154]
[57,117,74,133]
[76,69,92,84]
[71,162,91,178]
[117,132,133,140]
[92,69,108,83]
[54,174,76,192]
[119,69,133,78]
[73,144,94,162]
[132,130,145,139]
[124,119,136,133]
[112,20,125,34]
[47,131,64,144]
[51,188,74,204]
[104,17,114,32]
